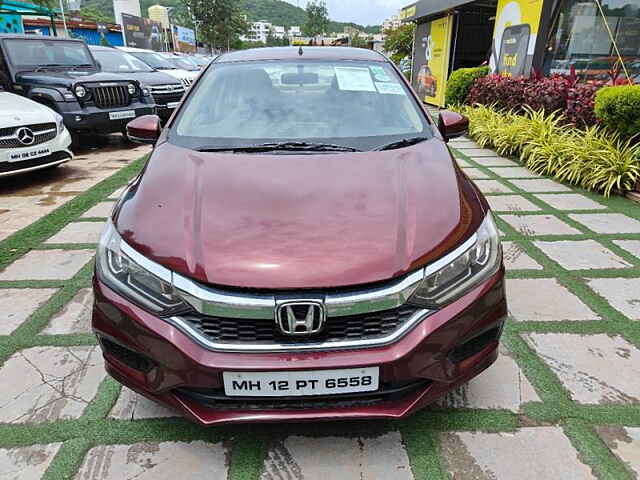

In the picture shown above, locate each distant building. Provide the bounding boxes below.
[113,0,141,26]
[288,25,301,37]
[272,25,286,39]
[241,20,292,43]
[382,14,401,31]
[148,4,170,29]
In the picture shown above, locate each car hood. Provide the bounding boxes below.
[116,139,484,289]
[0,92,56,127]
[102,70,182,86]
[16,70,134,88]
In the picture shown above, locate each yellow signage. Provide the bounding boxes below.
[400,5,417,20]
[414,15,453,107]
[490,0,544,76]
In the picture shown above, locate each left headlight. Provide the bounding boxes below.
[56,115,65,134]
[96,220,189,315]
[409,212,502,308]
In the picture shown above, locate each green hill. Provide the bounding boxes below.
[79,0,380,35]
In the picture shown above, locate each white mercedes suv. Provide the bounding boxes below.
[0,91,73,177]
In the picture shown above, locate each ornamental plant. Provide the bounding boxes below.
[465,72,605,129]
[594,85,640,139]
[460,104,640,196]
[445,66,490,106]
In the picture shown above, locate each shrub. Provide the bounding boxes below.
[595,85,640,139]
[465,73,605,129]
[566,82,604,127]
[461,105,640,196]
[466,75,527,112]
[445,66,490,106]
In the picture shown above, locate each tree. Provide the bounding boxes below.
[79,6,113,24]
[383,23,415,64]
[182,0,248,51]
[302,0,328,38]
[350,32,369,49]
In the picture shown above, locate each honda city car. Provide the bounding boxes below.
[93,47,506,425]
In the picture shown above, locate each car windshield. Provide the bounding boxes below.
[167,56,198,71]
[171,59,431,152]
[130,52,175,70]
[93,49,153,73]
[4,39,94,68]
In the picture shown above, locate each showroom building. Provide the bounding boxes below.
[401,0,639,106]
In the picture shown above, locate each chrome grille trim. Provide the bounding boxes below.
[167,308,432,352]
[0,124,57,149]
[150,84,185,94]
[119,233,479,352]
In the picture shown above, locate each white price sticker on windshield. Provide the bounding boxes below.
[334,67,376,92]
[376,82,405,95]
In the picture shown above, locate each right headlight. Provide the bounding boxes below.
[74,85,86,98]
[409,212,502,308]
[96,220,189,316]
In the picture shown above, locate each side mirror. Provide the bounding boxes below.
[437,110,469,142]
[126,115,161,144]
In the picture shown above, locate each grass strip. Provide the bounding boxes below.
[0,156,146,271]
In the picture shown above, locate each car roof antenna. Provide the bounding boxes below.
[298,46,303,56]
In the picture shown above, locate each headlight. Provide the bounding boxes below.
[96,220,189,315]
[142,87,151,97]
[56,115,65,134]
[128,83,136,95]
[409,212,502,308]
[75,85,86,98]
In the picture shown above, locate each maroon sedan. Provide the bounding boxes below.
[93,47,506,425]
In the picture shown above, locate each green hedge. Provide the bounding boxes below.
[595,85,640,139]
[445,66,490,106]
[460,104,640,196]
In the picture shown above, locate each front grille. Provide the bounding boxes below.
[90,85,131,108]
[0,122,57,149]
[0,151,70,173]
[180,305,419,346]
[152,91,184,106]
[176,379,431,411]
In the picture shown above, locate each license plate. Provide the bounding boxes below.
[223,367,379,397]
[109,110,136,120]
[167,102,180,109]
[9,147,50,162]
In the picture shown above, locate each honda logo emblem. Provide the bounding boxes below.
[16,127,35,146]
[276,301,326,336]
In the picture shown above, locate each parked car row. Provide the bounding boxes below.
[0,34,211,177]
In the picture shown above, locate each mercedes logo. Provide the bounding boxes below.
[16,127,35,146]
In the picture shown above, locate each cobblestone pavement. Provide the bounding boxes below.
[0,137,639,479]
[0,136,150,242]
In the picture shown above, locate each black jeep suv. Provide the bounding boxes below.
[89,45,184,122]
[0,35,155,137]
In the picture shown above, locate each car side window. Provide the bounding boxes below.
[0,50,10,90]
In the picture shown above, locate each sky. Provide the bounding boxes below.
[282,0,408,26]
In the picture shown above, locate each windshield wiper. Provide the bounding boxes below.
[33,64,65,72]
[374,136,430,151]
[69,64,95,71]
[196,142,361,153]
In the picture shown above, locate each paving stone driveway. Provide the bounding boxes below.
[0,138,639,479]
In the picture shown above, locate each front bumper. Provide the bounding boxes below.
[0,128,73,177]
[92,270,507,425]
[58,102,155,134]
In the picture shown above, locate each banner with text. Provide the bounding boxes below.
[172,25,196,53]
[489,0,545,76]
[412,15,453,107]
[122,13,163,51]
